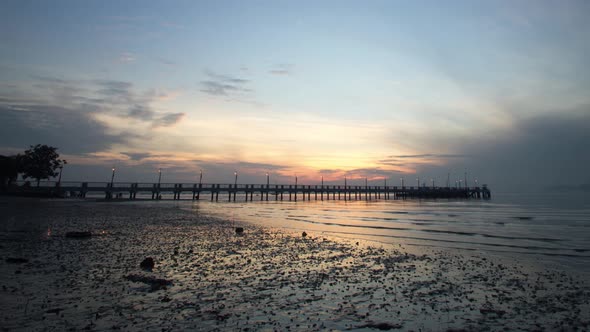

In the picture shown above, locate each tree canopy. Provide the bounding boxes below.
[19,144,67,185]
[0,155,21,189]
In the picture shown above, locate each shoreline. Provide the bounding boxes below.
[1,198,589,331]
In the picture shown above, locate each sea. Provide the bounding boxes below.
[85,190,590,275]
[174,191,590,275]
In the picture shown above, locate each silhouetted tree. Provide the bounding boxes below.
[20,145,67,186]
[0,155,21,190]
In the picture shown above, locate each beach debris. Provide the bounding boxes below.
[65,231,92,238]
[124,274,172,291]
[45,308,64,315]
[479,302,506,317]
[479,307,506,316]
[140,257,155,271]
[5,257,28,264]
[357,322,403,330]
[302,231,307,237]
[235,227,244,234]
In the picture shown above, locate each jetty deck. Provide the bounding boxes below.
[9,181,491,201]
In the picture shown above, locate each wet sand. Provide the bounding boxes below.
[1,198,589,331]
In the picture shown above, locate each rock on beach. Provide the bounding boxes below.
[140,257,155,271]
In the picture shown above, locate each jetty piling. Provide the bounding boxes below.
[12,180,491,201]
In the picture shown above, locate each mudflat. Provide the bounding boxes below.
[1,198,588,331]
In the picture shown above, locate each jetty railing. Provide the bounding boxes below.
[7,180,491,201]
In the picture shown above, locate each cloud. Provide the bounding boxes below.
[200,81,244,96]
[90,79,185,127]
[269,69,290,75]
[344,168,403,179]
[0,76,187,156]
[375,154,469,171]
[121,152,152,161]
[389,154,468,159]
[152,112,185,127]
[414,109,590,191]
[318,169,343,176]
[96,80,133,95]
[118,52,136,63]
[195,160,289,173]
[151,89,180,101]
[127,105,156,121]
[0,104,130,154]
[94,80,135,105]
[31,75,70,85]
[377,161,406,167]
[199,72,251,97]
[198,71,265,107]
[268,64,294,76]
[235,161,289,171]
[316,167,405,181]
[57,149,295,183]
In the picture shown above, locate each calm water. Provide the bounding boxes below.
[176,191,590,274]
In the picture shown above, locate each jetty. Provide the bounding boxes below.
[8,181,491,201]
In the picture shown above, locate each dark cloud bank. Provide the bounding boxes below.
[0,77,185,155]
[416,110,590,192]
[0,105,128,154]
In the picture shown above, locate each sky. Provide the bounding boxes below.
[1,0,589,191]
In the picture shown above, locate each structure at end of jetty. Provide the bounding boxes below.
[8,181,491,201]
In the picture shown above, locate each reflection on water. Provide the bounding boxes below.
[181,192,590,273]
